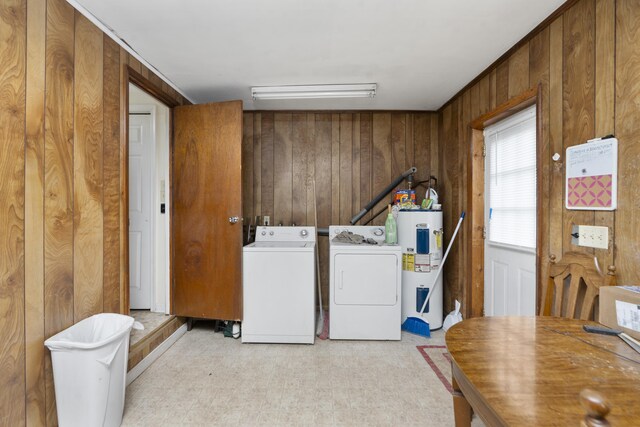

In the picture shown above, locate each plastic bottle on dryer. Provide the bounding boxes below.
[385,204,397,244]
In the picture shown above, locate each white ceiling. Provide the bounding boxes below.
[74,0,565,110]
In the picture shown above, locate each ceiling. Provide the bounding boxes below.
[73,0,566,110]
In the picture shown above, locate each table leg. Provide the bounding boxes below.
[452,374,472,427]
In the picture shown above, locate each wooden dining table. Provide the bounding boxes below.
[445,316,640,426]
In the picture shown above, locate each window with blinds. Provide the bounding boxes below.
[484,105,537,249]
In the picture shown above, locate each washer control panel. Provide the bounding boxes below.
[254,226,316,242]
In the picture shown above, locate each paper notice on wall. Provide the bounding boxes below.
[616,300,640,332]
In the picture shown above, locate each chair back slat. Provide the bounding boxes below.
[543,252,616,320]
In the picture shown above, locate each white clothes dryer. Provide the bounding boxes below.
[329,226,402,340]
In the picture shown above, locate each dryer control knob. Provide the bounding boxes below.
[373,228,384,237]
[269,231,274,236]
[261,231,266,236]
[300,229,309,238]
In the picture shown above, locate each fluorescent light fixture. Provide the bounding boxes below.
[251,84,377,100]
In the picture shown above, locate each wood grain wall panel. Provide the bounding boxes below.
[260,113,274,220]
[73,13,104,321]
[562,0,595,254]
[359,113,373,223]
[253,114,262,219]
[496,61,510,105]
[339,114,353,224]
[0,0,26,424]
[44,0,75,422]
[413,113,429,181]
[305,115,316,225]
[314,114,332,305]
[372,113,392,225]
[292,113,308,226]
[352,114,361,221]
[25,0,46,423]
[594,0,615,268]
[489,69,498,110]
[242,113,254,224]
[118,46,127,314]
[273,113,292,225]
[549,17,564,264]
[478,75,491,116]
[331,114,340,224]
[615,0,640,283]
[391,113,407,184]
[405,114,414,175]
[508,43,530,98]
[529,26,551,312]
[103,36,120,313]
[430,115,439,182]
[459,92,471,313]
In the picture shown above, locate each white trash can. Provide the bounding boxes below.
[45,313,137,427]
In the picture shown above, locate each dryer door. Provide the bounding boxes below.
[333,253,399,305]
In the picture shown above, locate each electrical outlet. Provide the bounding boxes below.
[263,216,270,226]
[577,225,608,249]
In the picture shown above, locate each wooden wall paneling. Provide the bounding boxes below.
[260,113,274,220]
[253,114,262,219]
[305,114,316,225]
[274,113,293,225]
[468,129,485,318]
[562,0,596,254]
[127,54,142,73]
[508,43,531,98]
[615,0,640,283]
[25,0,46,423]
[405,114,415,174]
[391,113,407,186]
[352,114,361,222]
[291,112,308,225]
[478,75,491,116]
[314,114,332,306]
[359,113,373,223]
[0,0,26,424]
[441,101,460,313]
[430,114,439,183]
[594,0,615,269]
[495,61,510,105]
[73,13,104,321]
[549,16,564,265]
[119,46,128,314]
[470,83,481,120]
[242,113,254,225]
[44,0,75,422]
[372,113,392,225]
[331,114,340,224]
[339,113,353,224]
[413,113,429,181]
[459,91,471,315]
[103,36,120,313]
[489,69,498,110]
[529,26,551,313]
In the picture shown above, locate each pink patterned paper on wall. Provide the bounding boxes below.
[567,174,613,208]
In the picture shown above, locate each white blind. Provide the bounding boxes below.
[484,105,537,248]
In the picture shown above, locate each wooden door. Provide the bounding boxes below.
[172,100,243,320]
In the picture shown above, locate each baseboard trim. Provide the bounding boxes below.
[126,323,188,386]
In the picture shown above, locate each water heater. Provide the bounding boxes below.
[397,210,444,329]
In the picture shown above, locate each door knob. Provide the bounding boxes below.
[229,216,240,224]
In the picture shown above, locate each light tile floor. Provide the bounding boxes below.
[122,323,478,426]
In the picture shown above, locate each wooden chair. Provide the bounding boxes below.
[539,252,616,320]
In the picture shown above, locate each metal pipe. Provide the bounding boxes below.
[350,167,417,224]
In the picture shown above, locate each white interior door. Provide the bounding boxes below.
[129,112,155,309]
[484,106,537,316]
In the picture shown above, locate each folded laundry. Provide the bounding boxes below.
[331,230,379,245]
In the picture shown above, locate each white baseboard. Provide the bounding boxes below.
[126,323,188,386]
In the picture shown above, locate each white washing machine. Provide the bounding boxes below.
[242,226,316,344]
[329,226,402,340]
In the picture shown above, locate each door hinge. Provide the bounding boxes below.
[482,142,486,158]
[482,227,487,239]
